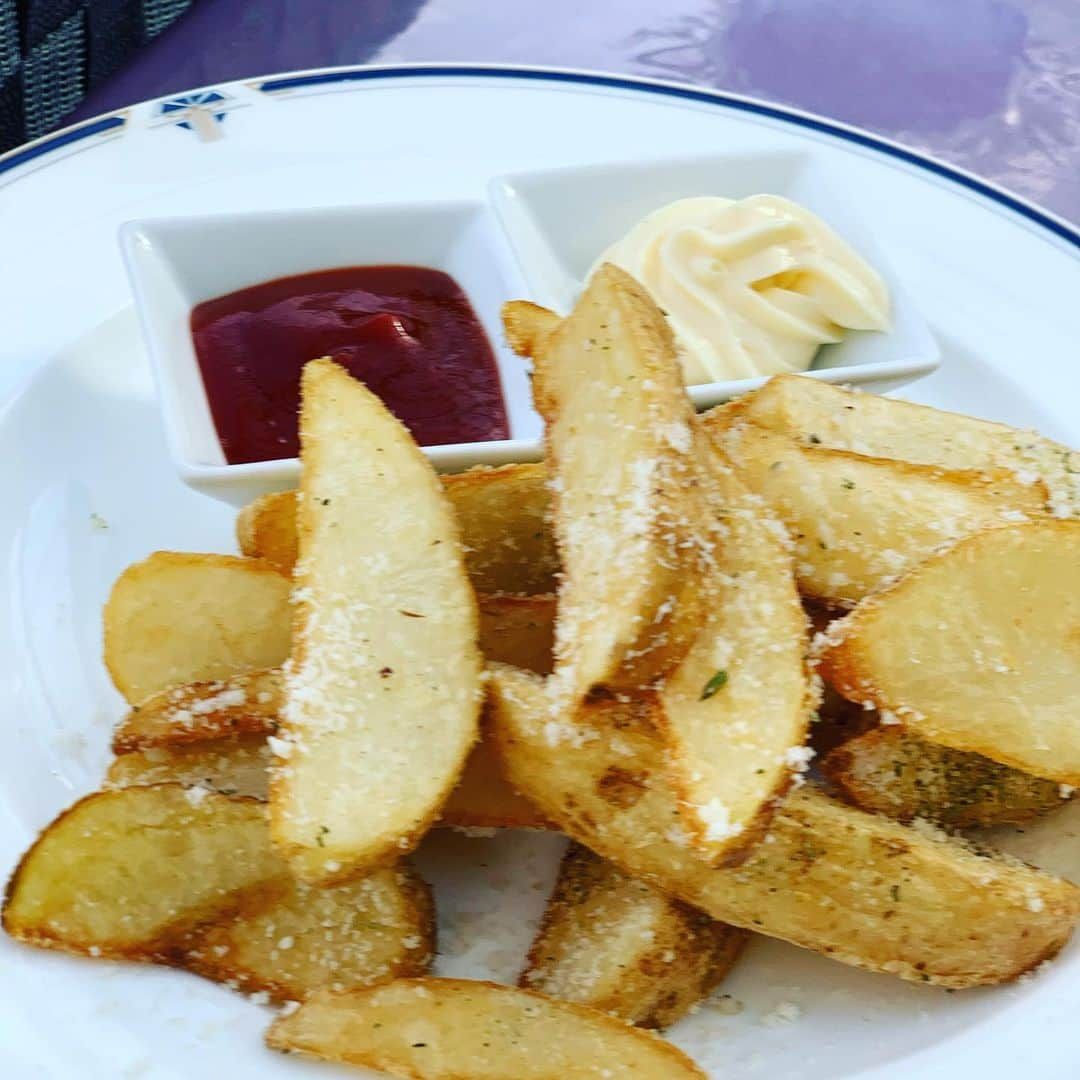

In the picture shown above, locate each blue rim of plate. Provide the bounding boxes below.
[2,63,1077,252]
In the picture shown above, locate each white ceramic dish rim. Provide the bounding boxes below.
[4,62,1077,252]
[1,64,1080,1080]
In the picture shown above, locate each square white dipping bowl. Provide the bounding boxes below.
[120,200,540,506]
[489,152,940,407]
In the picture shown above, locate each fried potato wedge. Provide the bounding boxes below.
[181,865,434,1002]
[819,520,1080,784]
[266,979,707,1079]
[2,785,282,958]
[477,593,554,675]
[659,437,812,861]
[521,844,746,1028]
[236,463,558,595]
[706,417,1045,604]
[106,735,272,799]
[502,299,561,359]
[440,735,550,830]
[104,553,291,704]
[108,591,553,831]
[236,492,301,576]
[112,669,282,753]
[487,665,1080,987]
[110,729,547,832]
[736,374,1079,515]
[523,264,704,701]
[272,360,482,882]
[113,595,550,754]
[821,727,1069,828]
[444,464,558,595]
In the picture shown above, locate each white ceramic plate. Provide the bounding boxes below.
[2,65,1079,1080]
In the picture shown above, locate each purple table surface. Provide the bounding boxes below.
[67,0,1080,225]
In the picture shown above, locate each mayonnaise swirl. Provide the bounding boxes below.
[591,195,891,384]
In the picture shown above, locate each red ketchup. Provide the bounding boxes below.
[191,266,510,464]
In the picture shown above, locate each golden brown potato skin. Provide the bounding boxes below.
[104,552,292,704]
[487,665,1080,989]
[112,669,283,753]
[704,414,1046,606]
[733,373,1078,515]
[821,726,1069,829]
[106,735,272,799]
[3,784,435,1003]
[526,264,707,701]
[819,521,1080,785]
[236,462,559,595]
[178,864,435,1003]
[267,978,708,1079]
[3,786,283,959]
[521,844,746,1028]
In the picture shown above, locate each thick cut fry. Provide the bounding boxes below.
[487,665,1080,988]
[107,591,554,831]
[112,669,282,752]
[502,299,561,359]
[266,979,707,1079]
[272,360,482,882]
[521,844,746,1028]
[440,735,550,830]
[735,374,1079,515]
[477,593,555,675]
[110,729,547,831]
[522,264,705,701]
[113,595,551,754]
[236,463,558,594]
[181,865,434,1002]
[658,437,812,861]
[2,785,282,958]
[706,417,1045,604]
[235,492,301,576]
[821,727,1069,828]
[106,735,272,799]
[104,553,291,703]
[444,464,558,595]
[819,521,1080,784]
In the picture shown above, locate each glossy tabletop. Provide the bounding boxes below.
[65,0,1080,224]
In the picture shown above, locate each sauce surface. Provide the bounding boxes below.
[191,266,510,464]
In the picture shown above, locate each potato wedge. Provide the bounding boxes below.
[487,665,1080,987]
[440,734,550,830]
[521,844,746,1028]
[236,462,558,595]
[109,729,547,832]
[181,865,434,1002]
[113,595,550,754]
[2,785,282,958]
[272,359,482,882]
[523,264,705,702]
[106,735,272,799]
[236,492,301,575]
[706,417,1045,604]
[266,979,707,1079]
[444,464,557,595]
[819,520,1080,784]
[477,593,554,675]
[658,436,812,861]
[112,669,282,753]
[108,591,553,831]
[502,299,561,359]
[735,374,1079,515]
[104,553,291,704]
[821,727,1069,828]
